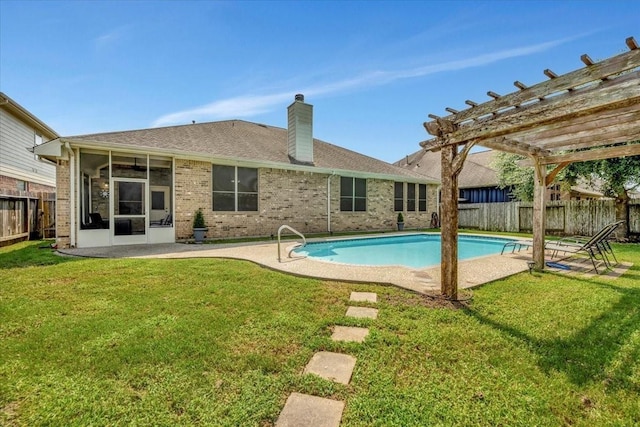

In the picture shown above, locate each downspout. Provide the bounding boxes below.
[327,173,333,233]
[63,142,76,247]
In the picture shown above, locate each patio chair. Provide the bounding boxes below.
[552,220,623,266]
[545,221,622,273]
[150,214,172,227]
[88,212,107,229]
[501,239,534,255]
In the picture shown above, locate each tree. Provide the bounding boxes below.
[492,152,534,202]
[563,143,640,240]
[492,143,640,240]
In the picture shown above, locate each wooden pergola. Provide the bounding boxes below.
[422,37,640,300]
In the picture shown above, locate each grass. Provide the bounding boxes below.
[1,240,640,426]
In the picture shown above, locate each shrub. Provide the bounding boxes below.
[193,208,207,229]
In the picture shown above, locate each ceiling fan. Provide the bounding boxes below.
[133,157,145,171]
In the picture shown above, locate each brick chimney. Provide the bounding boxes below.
[287,94,313,164]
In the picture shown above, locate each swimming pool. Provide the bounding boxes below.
[292,233,515,268]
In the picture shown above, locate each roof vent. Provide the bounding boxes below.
[294,94,304,102]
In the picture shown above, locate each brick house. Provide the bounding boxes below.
[34,95,439,248]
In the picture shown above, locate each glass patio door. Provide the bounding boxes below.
[112,178,147,245]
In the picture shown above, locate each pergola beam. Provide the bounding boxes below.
[513,103,640,146]
[429,101,640,155]
[430,43,640,125]
[430,71,640,146]
[537,144,640,165]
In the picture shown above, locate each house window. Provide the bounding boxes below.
[418,184,427,211]
[407,183,416,211]
[16,180,27,191]
[340,177,366,212]
[212,165,258,211]
[394,182,403,212]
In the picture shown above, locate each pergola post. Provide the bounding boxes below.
[440,144,459,299]
[532,159,547,270]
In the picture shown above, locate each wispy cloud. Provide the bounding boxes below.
[152,37,573,127]
[94,26,128,49]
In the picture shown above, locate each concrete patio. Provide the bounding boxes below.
[55,236,544,295]
[57,233,631,295]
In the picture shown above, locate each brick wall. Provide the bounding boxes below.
[55,156,439,246]
[174,159,439,240]
[0,174,55,196]
[55,160,71,248]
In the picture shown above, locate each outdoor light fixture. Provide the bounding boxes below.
[527,260,535,274]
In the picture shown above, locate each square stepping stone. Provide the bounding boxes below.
[276,392,344,427]
[331,326,369,343]
[346,306,378,319]
[304,351,357,385]
[350,291,377,303]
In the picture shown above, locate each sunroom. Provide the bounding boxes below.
[76,149,174,247]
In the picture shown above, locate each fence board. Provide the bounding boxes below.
[1,192,56,243]
[460,199,637,236]
[0,199,26,240]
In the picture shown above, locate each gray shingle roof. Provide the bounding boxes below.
[396,148,606,196]
[395,148,499,187]
[65,120,434,182]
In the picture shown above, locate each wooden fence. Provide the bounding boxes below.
[458,199,640,236]
[0,192,56,245]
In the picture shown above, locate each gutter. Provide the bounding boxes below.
[327,172,336,233]
[60,139,440,185]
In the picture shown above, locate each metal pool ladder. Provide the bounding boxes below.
[277,225,306,262]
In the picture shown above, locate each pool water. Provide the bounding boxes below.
[292,234,514,268]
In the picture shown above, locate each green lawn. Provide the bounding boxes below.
[1,240,639,426]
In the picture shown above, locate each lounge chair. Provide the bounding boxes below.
[545,221,622,273]
[548,220,622,266]
[501,239,534,254]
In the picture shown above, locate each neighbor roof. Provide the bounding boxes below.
[41,120,436,183]
[396,148,498,188]
[397,148,605,196]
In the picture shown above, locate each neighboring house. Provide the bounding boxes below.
[396,148,604,203]
[34,95,439,249]
[0,92,58,245]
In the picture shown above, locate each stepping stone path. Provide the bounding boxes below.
[331,326,369,343]
[349,291,377,303]
[304,351,357,385]
[275,291,379,427]
[345,306,378,319]
[276,393,345,427]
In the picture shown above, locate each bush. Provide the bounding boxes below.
[193,208,207,229]
[397,212,404,223]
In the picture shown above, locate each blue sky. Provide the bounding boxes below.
[1,1,638,163]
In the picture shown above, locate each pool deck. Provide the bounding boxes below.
[57,234,629,295]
